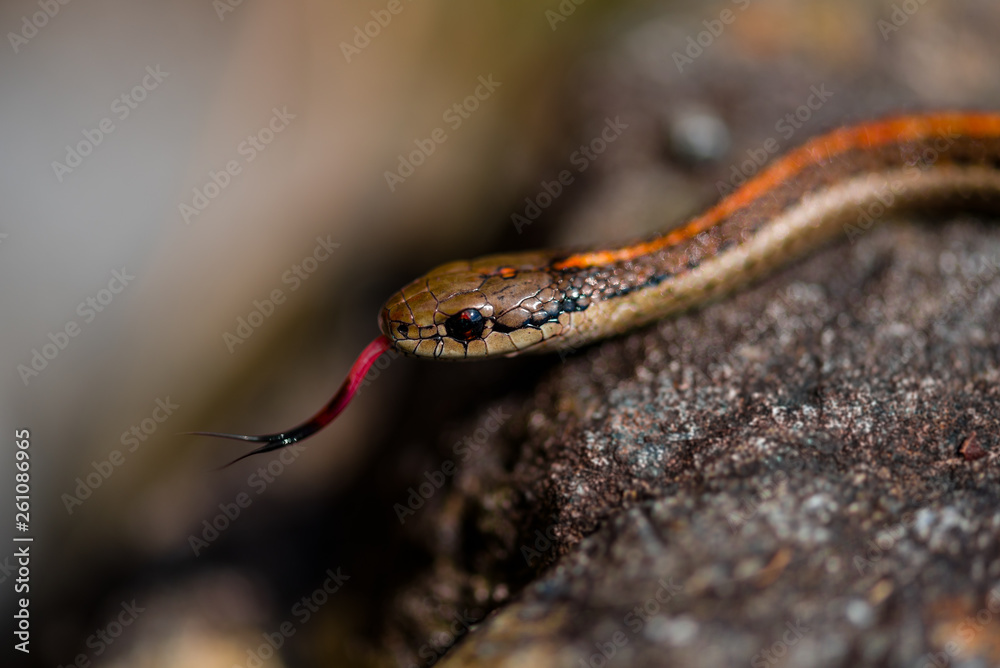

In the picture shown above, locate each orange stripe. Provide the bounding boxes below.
[553,113,1000,271]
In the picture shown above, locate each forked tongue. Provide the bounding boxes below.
[186,335,393,467]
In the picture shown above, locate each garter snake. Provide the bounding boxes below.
[192,112,1000,462]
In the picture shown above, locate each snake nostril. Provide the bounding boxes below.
[397,323,409,337]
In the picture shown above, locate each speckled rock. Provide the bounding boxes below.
[386,14,1000,668]
[405,218,1000,668]
[379,2,1000,666]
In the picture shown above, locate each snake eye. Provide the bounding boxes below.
[445,308,486,341]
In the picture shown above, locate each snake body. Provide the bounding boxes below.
[380,113,1000,360]
[197,113,1000,460]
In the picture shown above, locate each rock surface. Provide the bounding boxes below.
[430,221,1000,668]
[384,3,1000,666]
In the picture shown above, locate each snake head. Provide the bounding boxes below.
[379,252,582,359]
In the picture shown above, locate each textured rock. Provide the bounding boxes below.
[386,2,1000,664]
[434,221,1000,668]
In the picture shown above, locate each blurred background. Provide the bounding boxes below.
[2,0,1000,666]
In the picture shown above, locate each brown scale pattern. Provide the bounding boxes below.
[380,115,1000,358]
[544,134,1000,318]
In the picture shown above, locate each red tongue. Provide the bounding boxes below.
[186,335,394,467]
